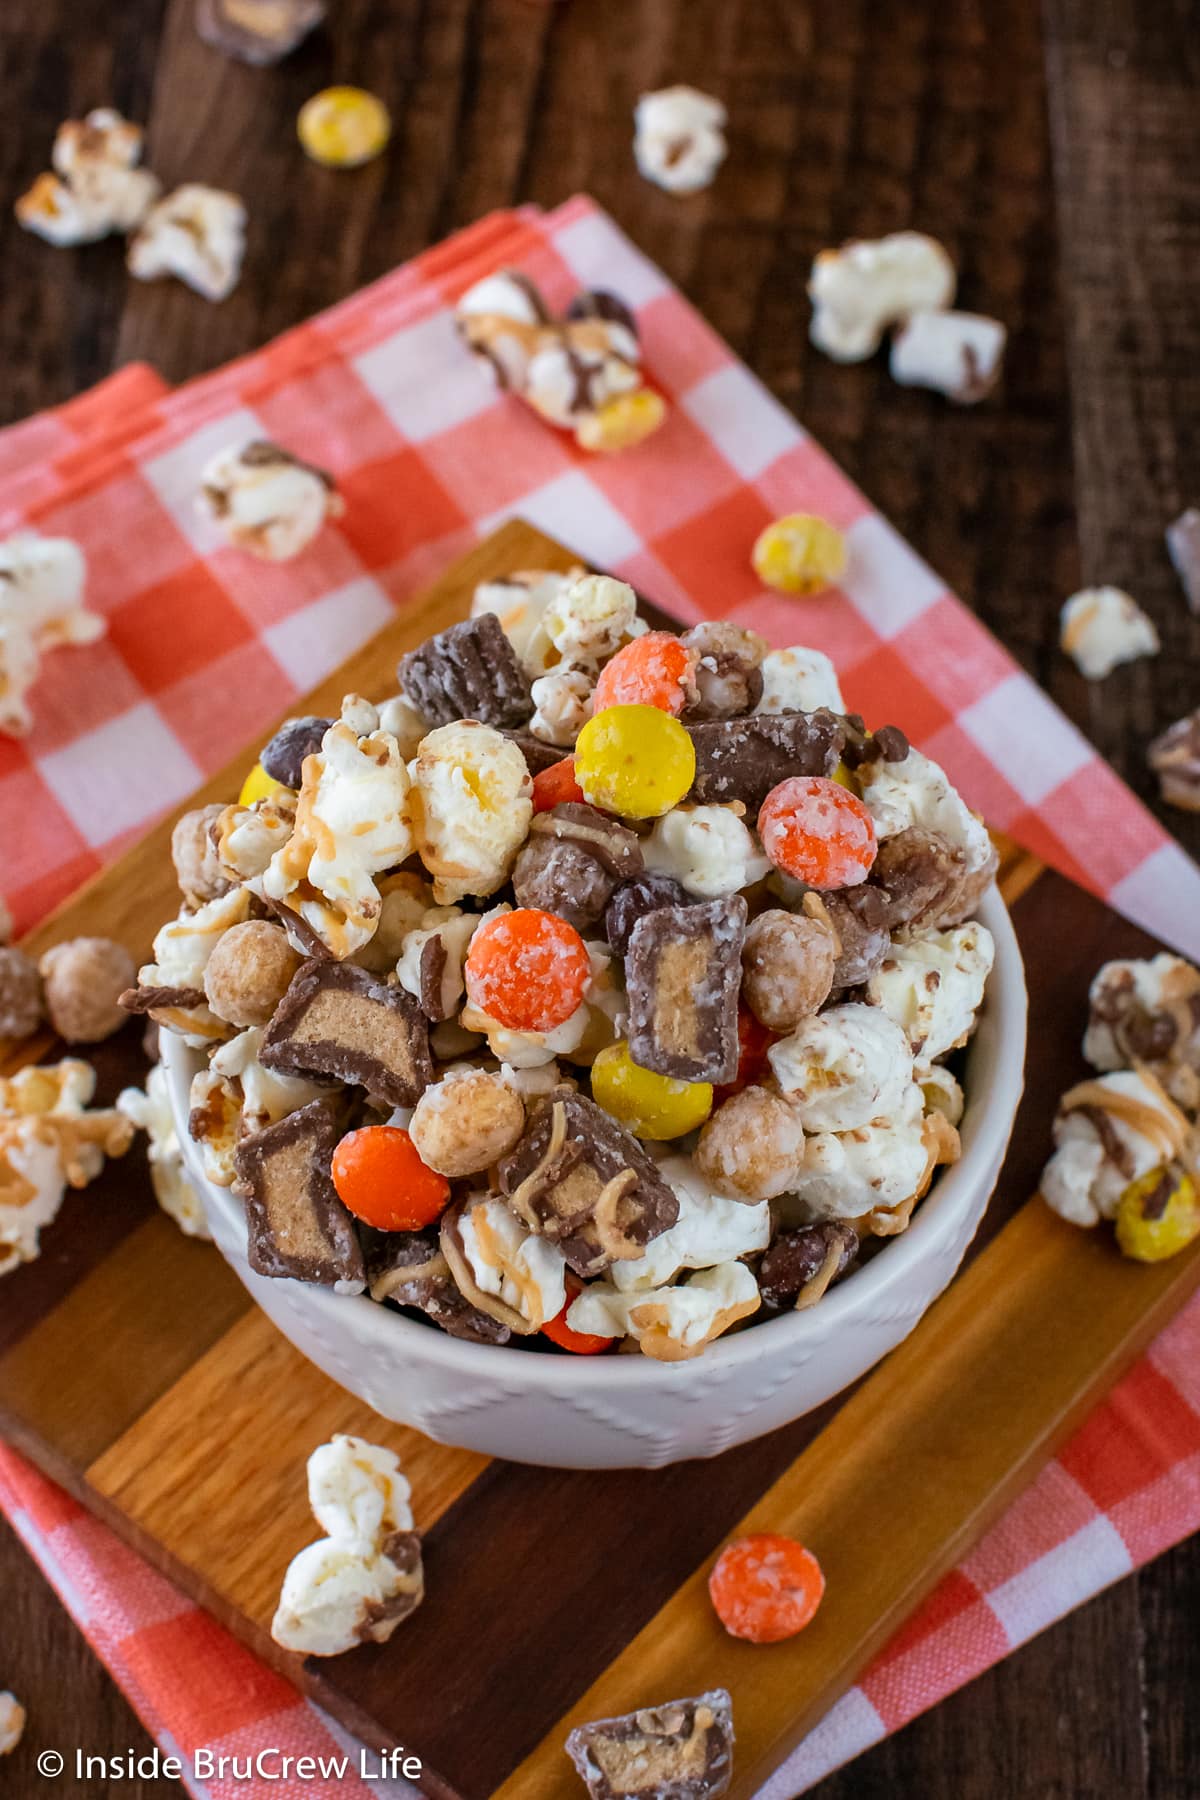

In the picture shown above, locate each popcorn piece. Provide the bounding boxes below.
[920,1063,965,1127]
[187,1066,242,1186]
[394,904,476,1020]
[754,646,845,715]
[514,802,644,932]
[471,565,581,675]
[117,1062,210,1239]
[1040,1067,1192,1228]
[610,1154,770,1292]
[409,1066,525,1177]
[297,86,391,168]
[272,1533,422,1656]
[1084,954,1200,1111]
[567,1690,735,1800]
[122,887,255,1043]
[524,322,642,432]
[752,513,847,596]
[890,310,1006,402]
[544,574,640,667]
[626,895,747,1085]
[455,268,550,392]
[39,936,136,1044]
[441,1190,568,1332]
[367,1228,512,1343]
[212,1022,322,1129]
[809,231,956,363]
[171,804,231,905]
[866,922,995,1070]
[605,872,692,958]
[213,790,297,885]
[196,0,326,65]
[260,959,433,1109]
[0,946,43,1039]
[530,666,595,746]
[461,992,591,1070]
[575,387,668,454]
[307,1433,412,1549]
[1,1060,134,1276]
[263,717,413,957]
[859,746,995,889]
[1166,508,1200,615]
[203,920,301,1028]
[1147,709,1200,814]
[643,805,768,900]
[694,1085,806,1203]
[16,108,160,245]
[0,532,101,738]
[0,1692,25,1757]
[634,86,728,194]
[569,1260,759,1361]
[408,720,533,905]
[741,907,837,1031]
[234,1099,365,1289]
[681,621,767,720]
[398,611,533,731]
[789,1080,940,1221]
[770,1002,913,1132]
[758,1221,858,1312]
[127,184,247,301]
[198,442,342,562]
[1059,586,1160,680]
[499,1089,679,1277]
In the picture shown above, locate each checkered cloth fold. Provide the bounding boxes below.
[2,199,1198,1796]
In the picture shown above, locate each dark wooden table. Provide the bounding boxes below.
[2,1,1198,1794]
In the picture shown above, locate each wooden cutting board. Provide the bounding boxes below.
[3,518,1199,1800]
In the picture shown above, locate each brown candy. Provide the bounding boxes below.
[512,802,644,932]
[259,715,332,789]
[681,622,766,721]
[260,960,433,1108]
[604,873,690,958]
[39,937,136,1044]
[565,1690,735,1800]
[1147,710,1200,812]
[0,946,44,1039]
[499,1089,679,1277]
[203,920,301,1028]
[366,1229,512,1344]
[409,1069,525,1176]
[870,827,998,930]
[839,713,910,769]
[195,0,326,67]
[625,896,747,1085]
[821,885,891,989]
[234,1100,364,1287]
[504,730,569,777]
[740,909,837,1031]
[685,709,844,809]
[397,611,532,731]
[758,1222,858,1311]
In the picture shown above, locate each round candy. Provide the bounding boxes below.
[575,704,696,820]
[1115,1166,1199,1263]
[757,775,877,889]
[238,761,287,808]
[575,388,667,454]
[709,1533,825,1643]
[751,512,847,596]
[331,1126,450,1232]
[542,1276,614,1355]
[532,755,585,814]
[298,86,391,168]
[464,907,590,1033]
[592,631,694,717]
[590,1039,713,1141]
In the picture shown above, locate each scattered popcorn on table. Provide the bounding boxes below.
[808,231,956,363]
[117,1061,210,1239]
[127,184,247,301]
[0,1692,25,1757]
[196,0,325,64]
[1147,709,1200,814]
[39,937,136,1044]
[567,1690,735,1800]
[1040,1065,1192,1230]
[297,86,391,168]
[16,108,160,245]
[889,309,1006,402]
[1059,585,1160,680]
[0,1060,134,1277]
[633,86,728,194]
[1084,954,1200,1112]
[1165,507,1200,616]
[751,513,847,596]
[198,440,343,560]
[0,532,102,737]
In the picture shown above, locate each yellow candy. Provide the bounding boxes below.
[752,512,847,596]
[591,1040,713,1141]
[575,388,667,454]
[238,762,287,807]
[297,87,391,169]
[1115,1166,1200,1263]
[574,704,696,819]
[831,760,856,790]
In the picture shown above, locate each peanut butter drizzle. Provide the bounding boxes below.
[1058,1064,1191,1165]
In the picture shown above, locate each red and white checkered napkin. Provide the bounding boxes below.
[2,197,1199,1797]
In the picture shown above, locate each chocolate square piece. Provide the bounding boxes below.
[512,802,643,932]
[234,1100,364,1287]
[260,960,433,1107]
[686,708,844,809]
[566,1690,735,1800]
[366,1229,512,1344]
[625,896,747,1084]
[397,612,533,729]
[499,1090,678,1277]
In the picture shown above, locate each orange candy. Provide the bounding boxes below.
[713,1004,776,1106]
[757,775,877,890]
[532,755,585,813]
[331,1126,451,1232]
[709,1533,825,1644]
[592,631,694,716]
[542,1275,614,1355]
[464,907,591,1033]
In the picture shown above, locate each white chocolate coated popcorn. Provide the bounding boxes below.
[210,1026,325,1134]
[634,87,728,195]
[307,1434,413,1550]
[525,335,641,430]
[457,1192,567,1329]
[1059,586,1160,680]
[455,269,546,389]
[1083,954,1200,1107]
[127,184,247,301]
[529,666,595,746]
[569,1259,759,1360]
[471,567,580,676]
[769,1002,914,1132]
[117,1063,210,1240]
[610,1155,771,1292]
[867,922,995,1070]
[543,574,640,667]
[0,1124,66,1277]
[408,721,532,906]
[860,747,994,878]
[809,231,956,363]
[395,905,478,1019]
[790,1080,931,1219]
[16,108,160,245]
[754,645,845,715]
[187,1065,241,1186]
[198,440,343,561]
[1040,1069,1190,1228]
[140,887,254,1043]
[0,532,101,737]
[890,310,1007,403]
[271,1537,417,1657]
[215,791,297,882]
[0,1061,133,1275]
[643,804,769,900]
[921,1063,965,1127]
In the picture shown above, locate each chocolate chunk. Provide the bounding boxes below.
[840,714,910,770]
[259,715,333,788]
[758,1222,858,1311]
[360,1529,424,1637]
[565,289,639,339]
[366,1229,511,1344]
[417,936,449,1021]
[260,959,433,1107]
[397,612,533,730]
[566,1690,735,1800]
[626,895,747,1084]
[1147,709,1200,812]
[605,873,691,958]
[504,730,568,776]
[822,885,891,989]
[499,1089,679,1277]
[119,983,207,1013]
[195,0,325,64]
[869,828,966,930]
[234,1100,364,1287]
[686,709,844,809]
[681,622,765,721]
[513,803,644,932]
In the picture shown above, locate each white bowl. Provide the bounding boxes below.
[164,887,1025,1469]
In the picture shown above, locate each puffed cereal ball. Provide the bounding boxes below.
[39,937,136,1044]
[409,1069,526,1177]
[171,804,230,905]
[741,909,838,1032]
[203,920,301,1028]
[0,945,44,1039]
[695,1085,806,1202]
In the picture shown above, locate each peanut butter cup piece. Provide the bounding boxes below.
[397,611,533,730]
[260,959,433,1107]
[685,708,844,809]
[565,1689,735,1800]
[625,895,747,1085]
[234,1099,364,1287]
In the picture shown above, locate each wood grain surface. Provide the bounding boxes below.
[1,0,1198,1795]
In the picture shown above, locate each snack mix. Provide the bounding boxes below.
[129,568,999,1360]
[567,1691,734,1800]
[0,531,103,738]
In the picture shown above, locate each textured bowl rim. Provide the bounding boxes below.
[165,884,1026,1388]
